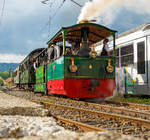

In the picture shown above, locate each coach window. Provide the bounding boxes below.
[121,44,133,67]
[137,41,145,74]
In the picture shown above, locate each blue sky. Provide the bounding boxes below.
[0,0,150,63]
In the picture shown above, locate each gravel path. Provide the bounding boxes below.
[0,91,41,108]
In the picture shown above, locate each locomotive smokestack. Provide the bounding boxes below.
[81,27,89,46]
[79,19,96,24]
[78,27,90,57]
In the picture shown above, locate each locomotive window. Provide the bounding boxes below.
[137,41,145,74]
[121,44,133,67]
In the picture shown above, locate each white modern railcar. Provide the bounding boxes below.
[95,22,150,95]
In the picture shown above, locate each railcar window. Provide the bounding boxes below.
[121,55,133,66]
[120,44,133,66]
[137,41,145,74]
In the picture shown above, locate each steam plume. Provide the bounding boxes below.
[77,0,150,25]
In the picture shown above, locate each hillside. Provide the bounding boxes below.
[0,63,19,72]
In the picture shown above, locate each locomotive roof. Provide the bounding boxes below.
[47,23,117,46]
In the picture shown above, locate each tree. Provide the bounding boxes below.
[8,67,11,77]
[0,78,4,86]
[0,72,9,80]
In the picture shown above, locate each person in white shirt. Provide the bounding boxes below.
[47,45,54,62]
[52,42,60,59]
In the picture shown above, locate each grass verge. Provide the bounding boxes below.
[109,94,150,105]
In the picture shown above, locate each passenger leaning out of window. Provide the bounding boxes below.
[52,42,60,59]
[101,38,110,56]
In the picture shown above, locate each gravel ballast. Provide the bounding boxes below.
[0,90,143,140]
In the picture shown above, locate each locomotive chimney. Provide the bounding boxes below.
[81,27,89,46]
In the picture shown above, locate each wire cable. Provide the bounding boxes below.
[51,0,66,18]
[41,0,66,35]
[0,0,6,26]
[70,0,82,7]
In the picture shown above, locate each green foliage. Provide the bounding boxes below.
[0,79,4,86]
[8,67,11,77]
[0,72,9,80]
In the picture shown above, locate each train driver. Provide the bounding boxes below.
[101,38,110,56]
[78,42,90,57]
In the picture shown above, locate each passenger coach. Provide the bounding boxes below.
[13,48,44,89]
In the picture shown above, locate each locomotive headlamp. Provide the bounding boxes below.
[89,44,97,58]
[69,58,78,73]
[106,59,114,73]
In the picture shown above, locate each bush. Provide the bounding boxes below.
[0,79,4,86]
[0,72,9,80]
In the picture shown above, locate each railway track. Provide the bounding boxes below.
[2,88,150,119]
[36,95,150,121]
[33,100,150,139]
[2,88,150,139]
[2,88,150,120]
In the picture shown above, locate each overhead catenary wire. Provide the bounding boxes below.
[0,0,6,26]
[51,0,66,18]
[70,0,82,7]
[48,0,54,36]
[41,0,66,35]
[41,0,49,4]
[41,0,87,36]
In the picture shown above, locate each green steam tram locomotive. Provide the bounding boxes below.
[14,22,117,99]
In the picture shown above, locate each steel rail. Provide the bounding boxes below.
[86,103,150,120]
[105,100,150,110]
[55,116,107,132]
